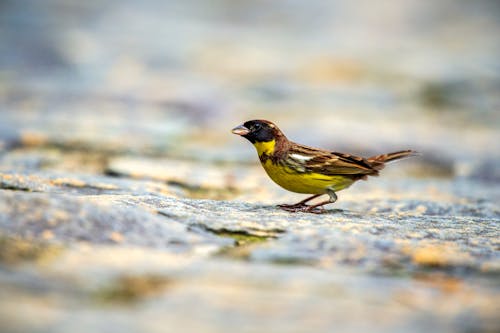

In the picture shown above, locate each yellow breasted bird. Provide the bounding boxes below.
[232,119,417,213]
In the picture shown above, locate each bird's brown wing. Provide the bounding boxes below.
[287,143,378,176]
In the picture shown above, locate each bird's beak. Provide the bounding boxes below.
[231,124,250,136]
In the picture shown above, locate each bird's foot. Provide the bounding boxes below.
[277,203,304,210]
[305,206,327,214]
[277,201,313,211]
[277,204,326,214]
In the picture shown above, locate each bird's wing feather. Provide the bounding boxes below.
[287,144,377,175]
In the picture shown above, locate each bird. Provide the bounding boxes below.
[231,119,417,213]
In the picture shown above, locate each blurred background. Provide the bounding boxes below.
[1,2,499,333]
[1,0,499,170]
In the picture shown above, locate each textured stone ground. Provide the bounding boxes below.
[1,1,499,333]
[1,155,498,333]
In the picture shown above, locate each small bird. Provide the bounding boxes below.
[232,119,417,213]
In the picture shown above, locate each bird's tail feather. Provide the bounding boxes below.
[367,150,418,170]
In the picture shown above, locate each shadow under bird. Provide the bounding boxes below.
[232,119,417,213]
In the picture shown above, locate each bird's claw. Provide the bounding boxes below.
[278,203,304,209]
[277,204,326,214]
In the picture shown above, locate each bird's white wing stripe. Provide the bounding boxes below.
[289,153,313,161]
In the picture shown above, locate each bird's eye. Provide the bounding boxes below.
[253,123,262,131]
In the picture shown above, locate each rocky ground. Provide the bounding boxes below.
[1,1,499,333]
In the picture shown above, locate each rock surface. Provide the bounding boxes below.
[0,167,498,333]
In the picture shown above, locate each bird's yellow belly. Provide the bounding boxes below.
[261,160,354,194]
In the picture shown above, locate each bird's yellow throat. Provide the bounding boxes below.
[253,139,276,156]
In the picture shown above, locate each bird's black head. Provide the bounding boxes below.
[231,119,283,143]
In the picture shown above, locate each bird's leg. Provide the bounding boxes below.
[278,194,322,211]
[304,190,338,214]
